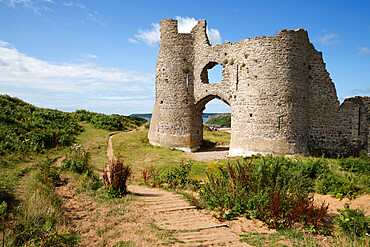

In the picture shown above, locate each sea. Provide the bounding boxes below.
[131,113,226,123]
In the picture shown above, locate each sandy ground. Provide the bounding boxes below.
[186,146,230,161]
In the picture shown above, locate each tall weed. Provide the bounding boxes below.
[102,158,131,197]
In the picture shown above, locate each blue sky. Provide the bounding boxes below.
[0,0,369,115]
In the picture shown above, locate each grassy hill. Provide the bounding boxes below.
[0,95,146,157]
[205,113,231,127]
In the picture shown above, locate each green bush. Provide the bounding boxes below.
[36,159,61,186]
[199,156,330,229]
[338,151,370,175]
[315,172,358,200]
[162,161,193,185]
[335,204,370,237]
[61,144,90,174]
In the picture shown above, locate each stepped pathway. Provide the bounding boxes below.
[108,135,252,246]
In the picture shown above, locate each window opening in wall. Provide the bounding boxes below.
[201,62,224,84]
[208,64,223,84]
[236,64,239,91]
[186,73,189,90]
[278,116,282,130]
[358,106,361,136]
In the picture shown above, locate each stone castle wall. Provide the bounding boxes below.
[148,18,369,156]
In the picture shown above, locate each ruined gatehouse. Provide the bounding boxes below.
[148,18,369,156]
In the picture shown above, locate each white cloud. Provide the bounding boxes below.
[131,16,222,46]
[1,0,54,15]
[318,33,339,45]
[128,38,138,44]
[133,23,161,47]
[176,16,198,33]
[355,47,370,56]
[207,28,222,45]
[352,87,370,94]
[0,41,155,115]
[62,1,84,9]
[81,53,97,59]
[62,1,104,26]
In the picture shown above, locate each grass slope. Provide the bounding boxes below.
[205,113,231,127]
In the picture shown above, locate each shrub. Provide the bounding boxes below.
[161,161,193,188]
[257,188,328,230]
[102,158,131,197]
[338,152,370,175]
[201,170,234,218]
[335,204,370,237]
[316,172,359,200]
[141,167,157,184]
[200,160,253,219]
[199,156,330,229]
[61,144,90,174]
[36,159,61,186]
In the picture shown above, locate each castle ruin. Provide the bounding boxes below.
[148,18,369,156]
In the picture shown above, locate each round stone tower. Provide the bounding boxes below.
[148,19,200,151]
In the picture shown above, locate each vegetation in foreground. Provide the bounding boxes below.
[0,95,146,246]
[1,95,369,246]
[138,145,370,246]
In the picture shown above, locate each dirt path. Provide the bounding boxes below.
[186,146,230,161]
[107,133,116,162]
[107,134,255,246]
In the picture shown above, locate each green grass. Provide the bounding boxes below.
[240,231,320,247]
[112,128,211,179]
[74,123,113,172]
[203,126,231,145]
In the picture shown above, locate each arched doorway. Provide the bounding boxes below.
[195,95,231,152]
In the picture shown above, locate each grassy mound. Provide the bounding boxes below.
[205,113,231,127]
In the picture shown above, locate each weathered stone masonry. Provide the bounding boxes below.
[148,18,369,156]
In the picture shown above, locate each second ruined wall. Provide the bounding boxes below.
[191,23,313,156]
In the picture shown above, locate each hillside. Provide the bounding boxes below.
[0,95,146,156]
[205,113,231,127]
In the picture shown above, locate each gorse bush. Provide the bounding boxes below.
[0,95,82,156]
[102,158,131,197]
